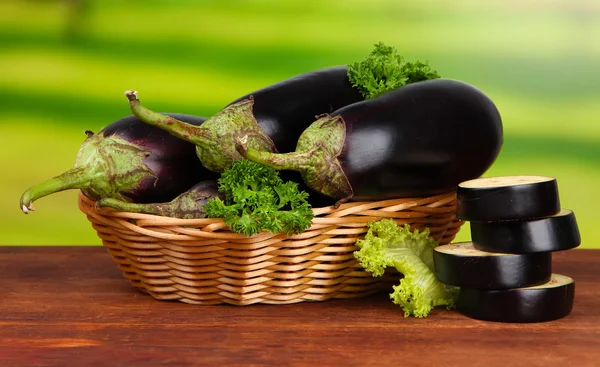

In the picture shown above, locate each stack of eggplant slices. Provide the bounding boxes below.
[433,175,581,323]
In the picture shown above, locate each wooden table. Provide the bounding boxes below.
[0,247,598,367]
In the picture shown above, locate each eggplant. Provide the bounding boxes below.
[236,78,504,205]
[456,273,575,323]
[457,175,561,222]
[124,66,364,173]
[123,42,443,174]
[470,209,581,254]
[96,180,224,219]
[225,66,365,154]
[433,242,552,290]
[20,114,219,214]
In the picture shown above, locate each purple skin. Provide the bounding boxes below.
[101,114,219,203]
[123,66,364,174]
[20,114,218,213]
[224,66,364,154]
[237,78,504,206]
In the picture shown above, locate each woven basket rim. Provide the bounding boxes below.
[78,190,459,242]
[78,191,457,224]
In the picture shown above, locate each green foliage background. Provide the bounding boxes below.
[1,0,598,247]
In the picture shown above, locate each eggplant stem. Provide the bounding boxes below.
[124,90,213,144]
[19,166,91,214]
[333,196,350,209]
[97,198,167,216]
[236,135,313,171]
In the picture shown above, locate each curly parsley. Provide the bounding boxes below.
[204,159,314,237]
[347,42,441,100]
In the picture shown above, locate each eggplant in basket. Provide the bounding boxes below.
[96,180,224,219]
[20,114,218,213]
[236,78,504,206]
[122,43,441,173]
[123,67,363,174]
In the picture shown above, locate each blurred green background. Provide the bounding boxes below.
[1,0,598,247]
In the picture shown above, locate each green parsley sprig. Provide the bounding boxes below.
[347,42,441,99]
[204,159,314,237]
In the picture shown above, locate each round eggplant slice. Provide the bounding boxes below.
[433,242,551,289]
[456,175,560,222]
[471,209,581,254]
[456,274,575,323]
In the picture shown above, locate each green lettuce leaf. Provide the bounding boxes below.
[354,219,458,318]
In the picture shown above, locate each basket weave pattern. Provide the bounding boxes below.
[78,191,464,306]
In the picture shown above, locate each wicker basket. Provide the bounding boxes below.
[78,191,464,306]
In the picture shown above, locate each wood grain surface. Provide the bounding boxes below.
[0,247,598,367]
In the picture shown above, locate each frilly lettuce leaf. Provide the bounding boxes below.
[354,219,458,318]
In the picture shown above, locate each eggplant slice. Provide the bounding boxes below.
[456,273,575,323]
[433,242,552,289]
[457,175,561,222]
[471,209,581,253]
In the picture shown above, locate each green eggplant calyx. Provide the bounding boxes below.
[236,114,353,204]
[19,132,156,214]
[96,180,223,219]
[194,97,277,172]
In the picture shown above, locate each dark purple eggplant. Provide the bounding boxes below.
[224,66,364,154]
[96,180,224,219]
[20,114,219,214]
[123,43,441,174]
[236,78,503,205]
[123,67,363,173]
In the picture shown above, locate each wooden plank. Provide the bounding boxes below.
[0,247,598,367]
